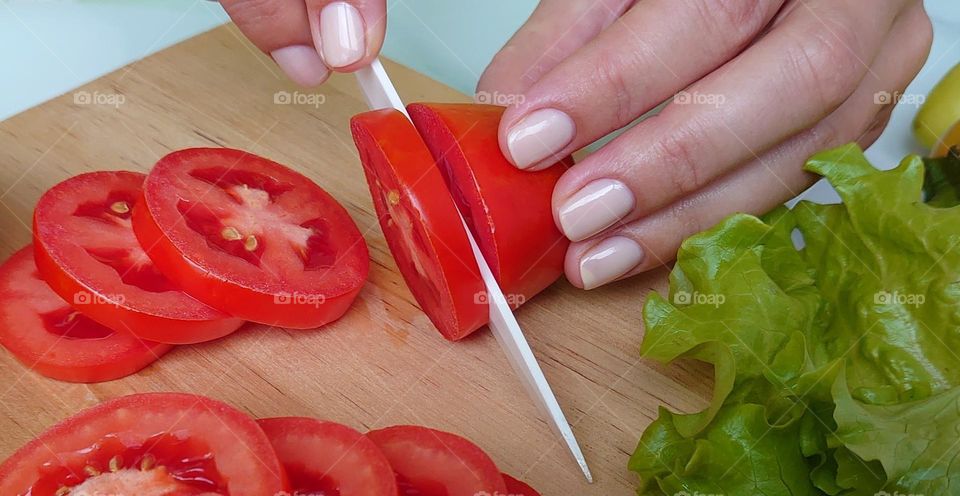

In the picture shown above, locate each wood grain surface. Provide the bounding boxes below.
[0,25,712,495]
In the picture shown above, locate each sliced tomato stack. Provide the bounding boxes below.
[0,149,369,383]
[33,171,243,344]
[0,393,543,496]
[352,105,570,340]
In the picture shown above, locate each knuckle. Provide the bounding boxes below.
[699,0,774,42]
[655,129,704,199]
[593,49,636,126]
[783,24,864,112]
[221,0,285,27]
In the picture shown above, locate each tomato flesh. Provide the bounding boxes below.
[133,148,369,329]
[502,473,541,495]
[0,393,287,495]
[32,171,244,344]
[366,425,507,496]
[258,417,397,496]
[28,431,225,495]
[408,103,570,305]
[0,247,171,383]
[351,109,486,340]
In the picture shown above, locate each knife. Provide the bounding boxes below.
[355,58,592,483]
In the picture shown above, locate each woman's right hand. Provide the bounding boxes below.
[220,0,387,86]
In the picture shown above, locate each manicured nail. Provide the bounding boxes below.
[506,108,575,169]
[320,2,366,68]
[271,45,330,87]
[558,179,635,241]
[579,236,644,290]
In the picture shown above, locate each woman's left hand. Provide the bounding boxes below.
[478,0,933,289]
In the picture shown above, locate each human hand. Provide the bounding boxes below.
[220,0,386,86]
[478,0,932,289]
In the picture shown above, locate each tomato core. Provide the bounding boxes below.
[28,432,226,495]
[175,166,337,271]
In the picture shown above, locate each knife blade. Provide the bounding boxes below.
[355,58,592,483]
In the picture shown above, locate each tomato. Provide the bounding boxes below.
[366,425,507,496]
[351,110,486,340]
[33,171,244,344]
[408,103,570,305]
[258,417,397,495]
[132,148,369,329]
[0,247,171,383]
[0,392,287,495]
[502,473,541,495]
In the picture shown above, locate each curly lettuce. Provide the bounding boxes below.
[630,144,960,495]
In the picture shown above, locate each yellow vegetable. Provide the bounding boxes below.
[914,63,960,150]
[934,120,960,157]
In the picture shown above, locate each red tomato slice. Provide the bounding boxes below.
[33,171,244,344]
[367,425,507,496]
[502,473,541,495]
[408,103,570,305]
[0,392,287,495]
[258,417,397,495]
[0,246,171,383]
[133,148,370,329]
[351,110,486,340]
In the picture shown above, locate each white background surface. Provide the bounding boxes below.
[1,0,959,204]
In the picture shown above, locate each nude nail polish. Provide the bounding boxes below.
[320,2,365,68]
[506,108,575,169]
[558,179,635,241]
[579,236,644,290]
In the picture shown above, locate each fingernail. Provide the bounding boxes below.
[558,179,635,241]
[320,2,366,68]
[271,45,330,87]
[506,108,575,169]
[579,236,644,290]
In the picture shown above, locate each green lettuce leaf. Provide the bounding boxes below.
[631,144,960,494]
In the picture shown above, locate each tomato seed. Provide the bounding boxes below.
[221,226,242,241]
[140,453,155,471]
[109,455,121,472]
[387,190,400,205]
[244,235,258,251]
[110,201,130,215]
[84,465,100,476]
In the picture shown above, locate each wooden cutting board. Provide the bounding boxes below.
[0,24,712,495]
